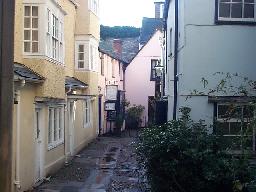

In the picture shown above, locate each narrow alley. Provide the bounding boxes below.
[32,130,147,192]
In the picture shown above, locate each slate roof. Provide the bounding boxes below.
[139,17,163,46]
[99,37,140,64]
[99,18,163,64]
[14,63,44,83]
[65,76,88,89]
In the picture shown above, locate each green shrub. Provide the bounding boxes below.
[136,107,253,192]
[125,104,145,129]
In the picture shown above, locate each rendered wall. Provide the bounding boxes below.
[126,31,162,126]
[165,0,256,126]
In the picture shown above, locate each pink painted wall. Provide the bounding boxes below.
[125,31,162,126]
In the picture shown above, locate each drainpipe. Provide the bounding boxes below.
[14,90,21,191]
[64,86,73,163]
[173,0,179,120]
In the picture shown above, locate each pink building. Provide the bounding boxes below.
[126,30,163,126]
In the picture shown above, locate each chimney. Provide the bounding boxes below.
[113,39,123,58]
[154,1,164,18]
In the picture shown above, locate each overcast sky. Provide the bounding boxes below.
[100,0,156,27]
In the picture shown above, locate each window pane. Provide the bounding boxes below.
[24,6,31,16]
[218,105,229,118]
[78,61,84,68]
[79,53,84,60]
[231,3,242,18]
[32,6,38,16]
[229,122,242,135]
[48,110,52,144]
[24,30,31,40]
[244,105,254,118]
[32,30,38,41]
[79,45,84,52]
[216,122,230,135]
[24,18,30,28]
[24,42,30,52]
[32,18,38,28]
[230,106,242,118]
[32,42,38,53]
[219,3,231,17]
[244,4,254,18]
[245,0,254,3]
[54,109,57,141]
[59,109,62,139]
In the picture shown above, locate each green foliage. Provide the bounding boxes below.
[125,104,145,129]
[100,25,140,40]
[136,107,253,192]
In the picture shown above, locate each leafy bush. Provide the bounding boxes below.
[125,104,145,129]
[136,107,253,192]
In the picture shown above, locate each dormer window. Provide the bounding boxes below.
[217,0,256,23]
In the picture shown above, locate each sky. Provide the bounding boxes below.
[100,0,156,28]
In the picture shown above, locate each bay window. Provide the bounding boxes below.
[23,2,65,64]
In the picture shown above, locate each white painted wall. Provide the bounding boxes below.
[166,0,256,127]
[126,31,162,126]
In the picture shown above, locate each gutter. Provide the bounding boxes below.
[173,0,179,120]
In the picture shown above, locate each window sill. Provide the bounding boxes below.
[48,140,64,151]
[23,54,65,66]
[215,19,256,26]
[75,69,98,73]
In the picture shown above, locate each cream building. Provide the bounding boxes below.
[98,50,126,135]
[12,0,100,191]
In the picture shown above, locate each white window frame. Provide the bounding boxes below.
[111,59,115,78]
[48,106,64,150]
[46,9,64,64]
[83,100,92,128]
[23,5,39,54]
[88,0,99,16]
[75,41,88,70]
[89,43,98,72]
[100,53,104,76]
[218,0,256,22]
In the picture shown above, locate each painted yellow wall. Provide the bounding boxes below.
[14,0,24,64]
[59,0,77,77]
[75,0,100,40]
[12,0,100,190]
[23,59,66,99]
[17,85,37,191]
[75,71,99,95]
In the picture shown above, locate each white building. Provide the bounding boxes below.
[164,0,256,149]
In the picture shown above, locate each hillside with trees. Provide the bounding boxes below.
[100,25,140,40]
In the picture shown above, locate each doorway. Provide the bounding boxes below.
[34,107,44,183]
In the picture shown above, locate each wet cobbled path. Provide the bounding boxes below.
[32,130,148,192]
